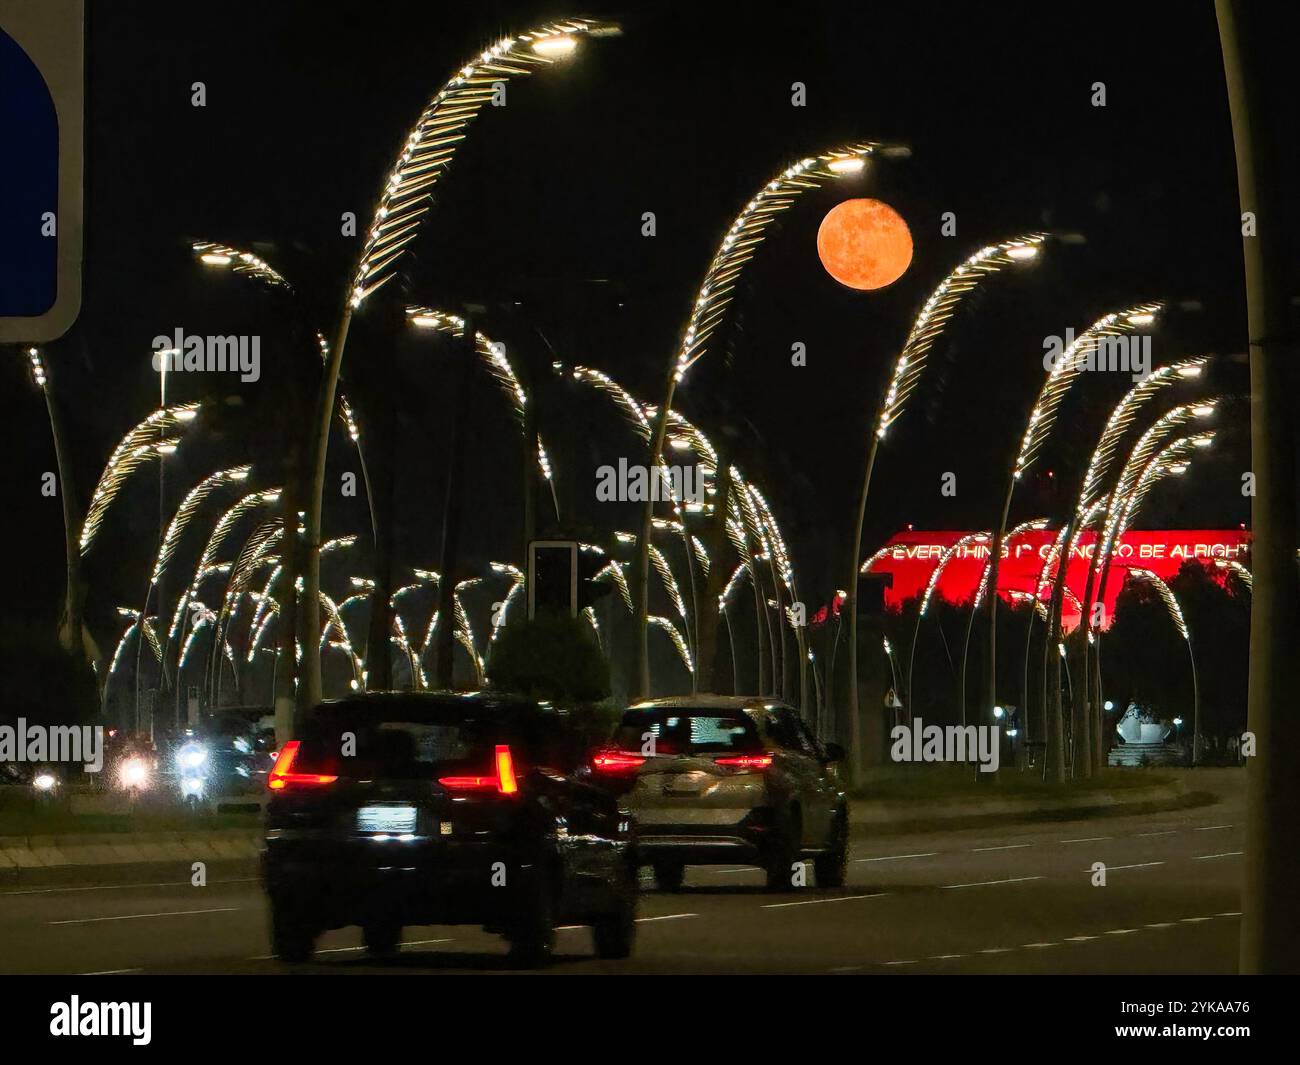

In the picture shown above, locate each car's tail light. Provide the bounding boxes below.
[592,749,647,773]
[439,744,520,796]
[267,740,338,791]
[714,753,774,770]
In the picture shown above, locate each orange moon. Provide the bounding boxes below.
[816,198,913,291]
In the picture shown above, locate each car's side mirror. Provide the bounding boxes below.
[822,742,845,763]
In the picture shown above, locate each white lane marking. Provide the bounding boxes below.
[78,968,142,975]
[50,906,239,926]
[1217,911,1243,918]
[1194,824,1233,831]
[1193,851,1243,861]
[317,937,453,955]
[1145,922,1176,929]
[971,843,1033,852]
[635,913,698,923]
[1135,830,1176,838]
[1095,861,1165,871]
[854,852,937,863]
[1023,942,1057,949]
[978,947,1012,954]
[762,892,887,909]
[884,959,917,966]
[1105,929,1138,936]
[930,953,966,960]
[250,936,454,960]
[1181,916,1212,923]
[942,876,1043,890]
[2,877,259,897]
[1065,935,1098,942]
[1060,836,1111,843]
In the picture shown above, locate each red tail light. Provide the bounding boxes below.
[268,740,338,791]
[714,753,773,770]
[592,749,647,773]
[439,744,519,796]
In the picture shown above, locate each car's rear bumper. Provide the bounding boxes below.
[262,835,531,930]
[632,808,774,866]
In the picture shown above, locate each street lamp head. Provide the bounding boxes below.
[1006,245,1039,261]
[1104,700,1114,711]
[199,252,232,266]
[827,156,867,175]
[531,34,578,58]
[1126,312,1156,327]
[1176,365,1203,378]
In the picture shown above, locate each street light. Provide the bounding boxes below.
[635,139,895,710]
[300,17,620,709]
[1129,568,1200,766]
[850,235,1046,783]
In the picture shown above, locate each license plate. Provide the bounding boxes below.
[662,772,707,796]
[356,804,418,834]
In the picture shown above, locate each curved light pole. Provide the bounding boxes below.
[959,518,1047,726]
[906,531,990,720]
[1039,357,1210,777]
[848,234,1045,782]
[634,142,893,702]
[983,302,1162,778]
[1127,568,1200,765]
[301,19,619,709]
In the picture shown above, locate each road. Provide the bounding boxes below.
[0,796,1244,975]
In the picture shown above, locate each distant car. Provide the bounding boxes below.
[262,692,637,966]
[589,696,848,891]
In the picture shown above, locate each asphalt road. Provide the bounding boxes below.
[0,796,1244,975]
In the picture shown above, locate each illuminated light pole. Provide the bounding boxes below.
[1090,432,1214,748]
[301,20,620,710]
[1082,398,1218,762]
[985,301,1162,781]
[634,142,897,705]
[1127,568,1200,765]
[906,531,990,723]
[959,519,1048,734]
[1040,357,1210,778]
[848,234,1046,785]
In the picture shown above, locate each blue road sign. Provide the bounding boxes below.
[0,1,83,342]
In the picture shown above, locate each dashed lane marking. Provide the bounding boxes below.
[50,907,240,926]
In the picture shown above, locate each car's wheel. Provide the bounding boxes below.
[362,921,402,960]
[269,902,316,963]
[507,874,557,968]
[592,864,637,960]
[814,809,849,888]
[652,861,685,892]
[764,807,802,891]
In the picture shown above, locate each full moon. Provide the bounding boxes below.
[816,198,913,291]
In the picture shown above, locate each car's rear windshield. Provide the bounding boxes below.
[294,699,569,779]
[614,708,761,756]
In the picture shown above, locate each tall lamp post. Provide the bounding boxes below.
[1127,568,1199,766]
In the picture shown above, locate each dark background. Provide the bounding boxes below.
[4,0,1295,687]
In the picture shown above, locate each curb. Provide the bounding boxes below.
[0,829,261,887]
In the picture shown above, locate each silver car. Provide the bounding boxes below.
[589,696,848,891]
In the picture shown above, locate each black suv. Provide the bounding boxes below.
[262,692,637,966]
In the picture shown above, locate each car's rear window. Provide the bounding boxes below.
[615,709,761,756]
[295,699,569,779]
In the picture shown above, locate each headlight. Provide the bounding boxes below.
[119,758,150,789]
[176,743,209,770]
[33,772,57,792]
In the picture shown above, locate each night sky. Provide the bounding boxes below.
[6,1,1297,679]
